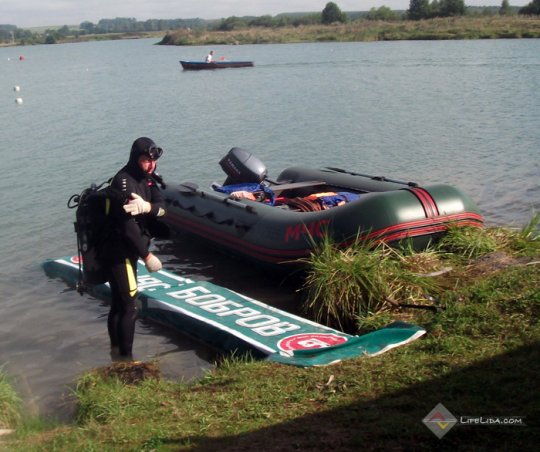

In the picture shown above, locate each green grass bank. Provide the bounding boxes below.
[1,217,538,450]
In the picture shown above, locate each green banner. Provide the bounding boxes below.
[43,256,426,367]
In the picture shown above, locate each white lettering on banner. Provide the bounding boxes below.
[218,307,259,318]
[163,284,302,338]
[169,286,211,301]
[200,300,243,314]
[253,322,301,336]
[187,294,228,305]
[236,315,281,327]
[296,338,331,348]
[137,275,173,291]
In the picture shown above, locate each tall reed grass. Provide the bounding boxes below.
[301,215,539,332]
[0,368,21,429]
[299,238,439,332]
[161,16,540,46]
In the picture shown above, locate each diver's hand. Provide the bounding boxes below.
[144,253,162,273]
[123,193,151,216]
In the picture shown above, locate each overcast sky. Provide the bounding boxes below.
[2,0,529,28]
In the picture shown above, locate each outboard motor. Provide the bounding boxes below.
[219,147,267,185]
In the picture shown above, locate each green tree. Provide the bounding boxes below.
[217,16,248,31]
[366,6,400,21]
[519,0,540,14]
[408,0,431,19]
[79,21,95,34]
[57,25,71,37]
[292,14,322,26]
[0,25,17,42]
[249,15,275,27]
[439,0,466,16]
[430,0,441,16]
[321,2,347,24]
[500,0,512,15]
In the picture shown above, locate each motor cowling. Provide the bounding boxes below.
[219,147,267,185]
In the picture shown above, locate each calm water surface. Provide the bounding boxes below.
[0,38,538,420]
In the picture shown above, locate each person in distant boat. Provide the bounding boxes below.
[100,137,166,360]
[205,50,214,63]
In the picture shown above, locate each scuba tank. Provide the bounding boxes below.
[68,182,126,294]
[68,171,166,295]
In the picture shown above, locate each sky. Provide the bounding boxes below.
[2,0,529,29]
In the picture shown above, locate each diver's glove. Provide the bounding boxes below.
[144,253,162,273]
[124,193,151,216]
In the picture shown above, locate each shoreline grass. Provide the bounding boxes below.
[160,16,540,46]
[1,218,538,450]
[2,16,539,48]
[0,368,21,431]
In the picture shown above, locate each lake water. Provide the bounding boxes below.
[1,38,539,420]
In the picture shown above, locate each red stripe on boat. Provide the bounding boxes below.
[415,187,440,216]
[407,187,439,218]
[165,210,484,264]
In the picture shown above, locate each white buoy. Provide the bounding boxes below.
[15,97,23,105]
[14,85,20,92]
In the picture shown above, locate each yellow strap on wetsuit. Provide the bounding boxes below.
[125,258,137,297]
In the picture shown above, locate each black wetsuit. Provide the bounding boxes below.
[100,156,165,357]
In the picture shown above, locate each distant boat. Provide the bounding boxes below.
[180,60,254,70]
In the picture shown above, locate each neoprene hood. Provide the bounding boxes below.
[129,137,163,163]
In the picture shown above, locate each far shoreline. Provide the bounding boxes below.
[158,16,540,46]
[2,16,539,48]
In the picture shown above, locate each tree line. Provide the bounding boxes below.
[1,1,539,45]
[407,0,539,19]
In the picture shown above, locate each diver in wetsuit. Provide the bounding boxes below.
[100,137,166,359]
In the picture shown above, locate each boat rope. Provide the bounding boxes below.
[324,167,419,187]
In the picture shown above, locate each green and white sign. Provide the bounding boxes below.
[43,256,426,367]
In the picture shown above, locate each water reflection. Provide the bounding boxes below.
[6,231,303,423]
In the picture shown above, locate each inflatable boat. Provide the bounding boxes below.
[161,148,484,268]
